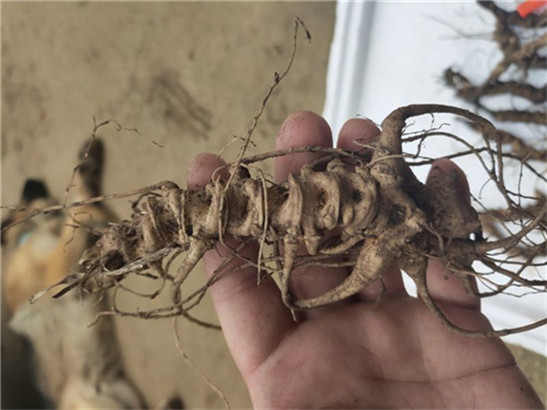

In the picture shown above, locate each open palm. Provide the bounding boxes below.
[187,112,542,408]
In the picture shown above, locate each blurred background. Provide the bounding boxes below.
[2,2,544,408]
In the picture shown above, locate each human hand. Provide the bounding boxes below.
[187,111,542,408]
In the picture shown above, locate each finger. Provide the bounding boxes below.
[188,153,295,377]
[337,118,407,301]
[357,263,407,302]
[275,111,333,180]
[337,117,380,153]
[187,153,229,190]
[425,158,480,310]
[275,111,350,316]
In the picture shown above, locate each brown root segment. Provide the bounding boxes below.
[38,103,545,339]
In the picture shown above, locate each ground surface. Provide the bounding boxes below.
[1,3,334,408]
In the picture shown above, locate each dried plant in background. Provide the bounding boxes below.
[444,1,546,161]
